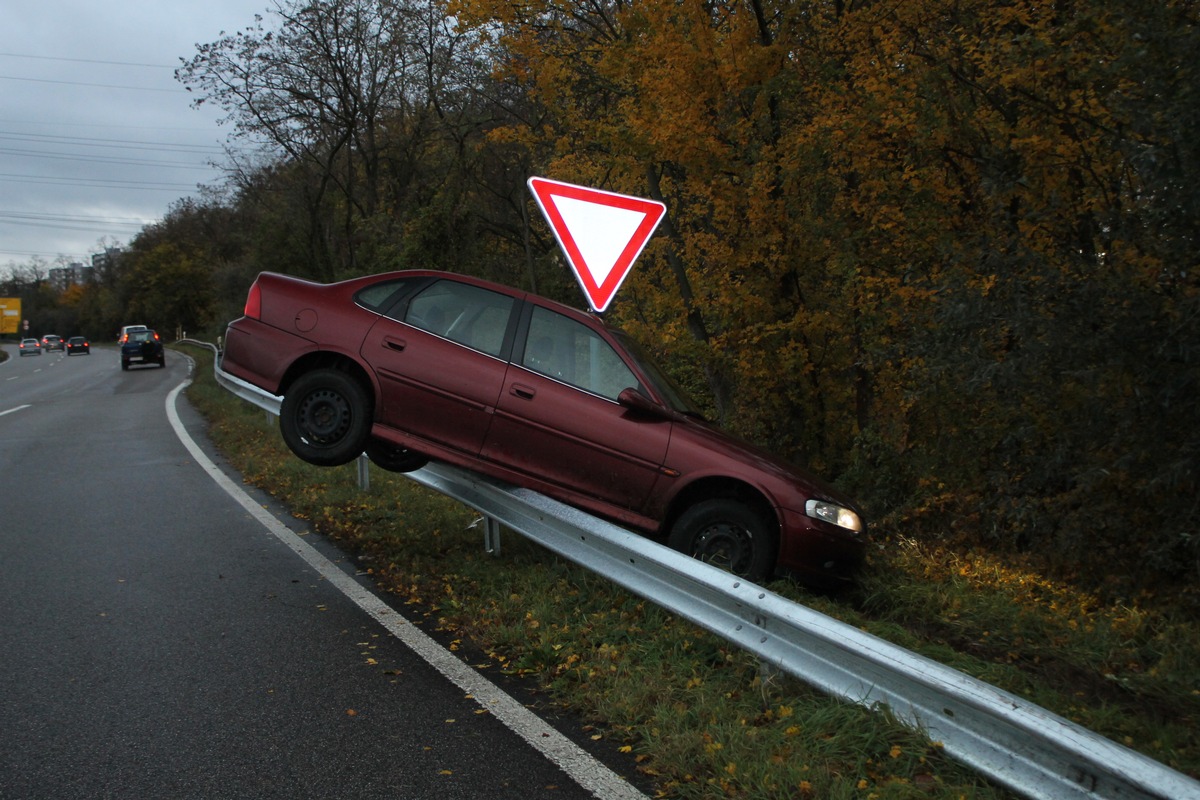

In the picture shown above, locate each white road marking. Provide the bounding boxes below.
[164,378,646,800]
[0,404,31,417]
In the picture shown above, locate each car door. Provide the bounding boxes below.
[480,303,671,515]
[360,278,516,456]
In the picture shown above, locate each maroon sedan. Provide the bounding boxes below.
[221,270,866,585]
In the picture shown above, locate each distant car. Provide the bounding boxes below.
[66,336,90,355]
[19,338,41,356]
[118,324,148,343]
[221,270,867,585]
[120,329,165,370]
[40,334,64,351]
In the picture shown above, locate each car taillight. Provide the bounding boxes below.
[244,281,262,319]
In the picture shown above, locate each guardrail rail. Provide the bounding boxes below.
[192,340,1200,800]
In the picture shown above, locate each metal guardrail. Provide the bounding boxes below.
[195,342,1200,800]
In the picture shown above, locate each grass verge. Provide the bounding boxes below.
[181,344,1199,799]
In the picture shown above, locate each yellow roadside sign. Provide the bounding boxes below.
[0,298,21,334]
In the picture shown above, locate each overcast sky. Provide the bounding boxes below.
[1,0,272,271]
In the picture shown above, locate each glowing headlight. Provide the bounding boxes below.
[805,499,864,533]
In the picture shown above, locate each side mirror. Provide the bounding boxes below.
[617,387,671,419]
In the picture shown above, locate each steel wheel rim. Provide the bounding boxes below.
[296,388,351,446]
[692,521,753,573]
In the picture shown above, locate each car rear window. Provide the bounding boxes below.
[355,279,418,312]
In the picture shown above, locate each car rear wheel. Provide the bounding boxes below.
[668,499,778,582]
[365,438,428,473]
[280,369,372,467]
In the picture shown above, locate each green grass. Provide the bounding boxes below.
[180,344,1199,799]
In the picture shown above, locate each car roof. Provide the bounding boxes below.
[367,269,613,329]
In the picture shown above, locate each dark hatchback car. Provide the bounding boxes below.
[121,329,165,370]
[66,336,90,355]
[221,270,866,584]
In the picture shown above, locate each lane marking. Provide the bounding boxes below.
[164,377,646,800]
[0,404,31,417]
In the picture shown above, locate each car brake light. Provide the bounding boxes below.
[244,281,262,319]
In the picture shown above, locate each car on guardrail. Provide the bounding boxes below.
[220,270,867,585]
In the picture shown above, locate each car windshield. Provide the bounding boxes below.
[128,331,155,342]
[611,331,706,418]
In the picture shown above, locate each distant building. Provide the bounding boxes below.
[49,262,93,292]
[92,247,120,274]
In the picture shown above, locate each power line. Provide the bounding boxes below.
[0,74,183,93]
[0,50,174,68]
[0,146,214,170]
[0,172,198,190]
[0,131,224,155]
[0,210,151,225]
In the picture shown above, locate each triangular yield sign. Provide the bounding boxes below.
[528,176,666,313]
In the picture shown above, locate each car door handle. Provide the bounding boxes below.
[384,337,407,352]
[510,383,536,400]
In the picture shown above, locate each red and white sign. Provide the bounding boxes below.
[528,176,666,313]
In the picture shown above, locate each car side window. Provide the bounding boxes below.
[522,307,638,401]
[403,280,514,358]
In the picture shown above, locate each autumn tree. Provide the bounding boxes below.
[113,0,1199,593]
[447,0,1199,588]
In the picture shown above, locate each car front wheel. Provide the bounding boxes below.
[280,368,372,467]
[668,499,778,582]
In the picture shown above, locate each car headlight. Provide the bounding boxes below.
[805,499,864,533]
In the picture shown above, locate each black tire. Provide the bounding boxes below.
[280,368,372,466]
[667,499,778,581]
[121,359,129,370]
[365,438,428,473]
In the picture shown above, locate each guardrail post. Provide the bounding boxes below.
[357,453,370,491]
[484,516,501,555]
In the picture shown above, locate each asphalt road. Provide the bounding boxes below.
[0,344,647,800]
